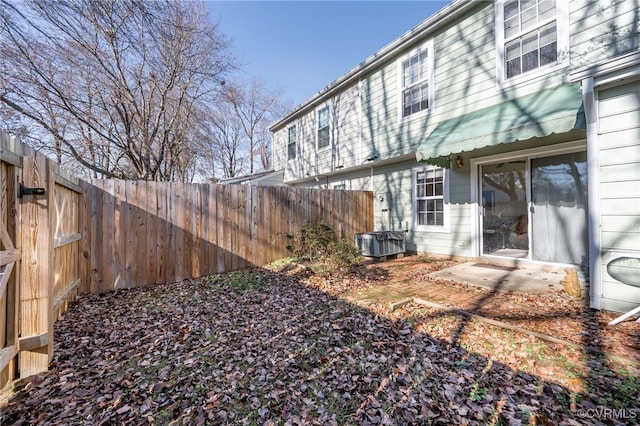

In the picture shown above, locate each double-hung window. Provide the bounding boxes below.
[497,0,569,84]
[399,39,434,120]
[317,105,330,150]
[287,125,297,160]
[414,165,448,231]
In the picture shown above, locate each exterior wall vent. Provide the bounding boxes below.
[355,231,406,258]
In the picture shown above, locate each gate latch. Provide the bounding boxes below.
[18,183,46,198]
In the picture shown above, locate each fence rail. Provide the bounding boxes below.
[0,132,373,388]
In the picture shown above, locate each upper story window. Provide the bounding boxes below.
[413,165,449,232]
[497,0,569,85]
[317,105,330,150]
[287,125,297,160]
[398,39,435,120]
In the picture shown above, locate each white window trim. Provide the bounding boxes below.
[315,103,332,152]
[412,165,450,233]
[332,181,347,190]
[397,38,435,123]
[495,0,570,88]
[287,123,297,162]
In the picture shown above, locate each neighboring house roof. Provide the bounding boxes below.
[269,0,477,132]
[217,169,285,186]
[416,84,587,167]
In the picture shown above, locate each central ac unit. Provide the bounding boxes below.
[355,231,406,258]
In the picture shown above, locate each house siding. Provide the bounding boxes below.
[358,0,580,257]
[272,83,360,183]
[597,80,640,312]
[570,0,640,70]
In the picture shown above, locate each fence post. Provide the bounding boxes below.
[19,156,54,377]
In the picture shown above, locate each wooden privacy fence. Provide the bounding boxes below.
[81,180,373,293]
[0,132,373,388]
[1,133,82,389]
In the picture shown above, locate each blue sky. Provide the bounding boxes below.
[208,1,450,107]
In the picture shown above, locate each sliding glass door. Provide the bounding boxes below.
[479,151,588,265]
[531,152,588,265]
[481,161,528,258]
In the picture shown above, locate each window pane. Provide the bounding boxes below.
[504,0,519,20]
[540,41,557,65]
[288,142,296,160]
[505,16,520,38]
[435,182,443,196]
[402,61,411,87]
[521,4,538,31]
[539,0,555,21]
[403,83,428,117]
[287,126,296,160]
[318,107,329,127]
[520,0,535,11]
[288,126,296,144]
[522,49,539,73]
[506,58,521,78]
[539,22,557,46]
[506,39,521,60]
[522,30,538,54]
[418,212,427,226]
[419,51,429,79]
[318,127,330,148]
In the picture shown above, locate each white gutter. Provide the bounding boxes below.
[284,153,416,186]
[269,0,480,132]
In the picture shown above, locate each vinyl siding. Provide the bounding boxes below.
[360,1,573,165]
[273,83,360,183]
[570,0,640,70]
[597,80,640,312]
[367,159,473,257]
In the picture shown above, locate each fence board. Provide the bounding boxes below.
[206,184,217,276]
[77,182,372,290]
[113,179,126,289]
[19,156,54,376]
[101,179,115,294]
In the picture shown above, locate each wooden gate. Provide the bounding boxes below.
[0,144,20,388]
[0,133,83,389]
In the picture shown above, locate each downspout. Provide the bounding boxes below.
[582,77,602,310]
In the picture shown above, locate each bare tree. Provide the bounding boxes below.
[223,78,285,174]
[195,101,247,179]
[0,0,235,180]
[190,80,292,182]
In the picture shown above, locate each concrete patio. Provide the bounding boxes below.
[427,261,571,294]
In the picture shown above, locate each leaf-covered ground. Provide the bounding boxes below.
[1,259,638,425]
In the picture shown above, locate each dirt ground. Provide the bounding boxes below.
[294,255,640,392]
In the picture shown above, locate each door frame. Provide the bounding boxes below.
[469,140,587,261]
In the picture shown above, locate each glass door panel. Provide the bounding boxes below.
[531,152,588,265]
[481,161,529,257]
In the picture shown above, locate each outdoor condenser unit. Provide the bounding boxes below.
[355,231,406,258]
